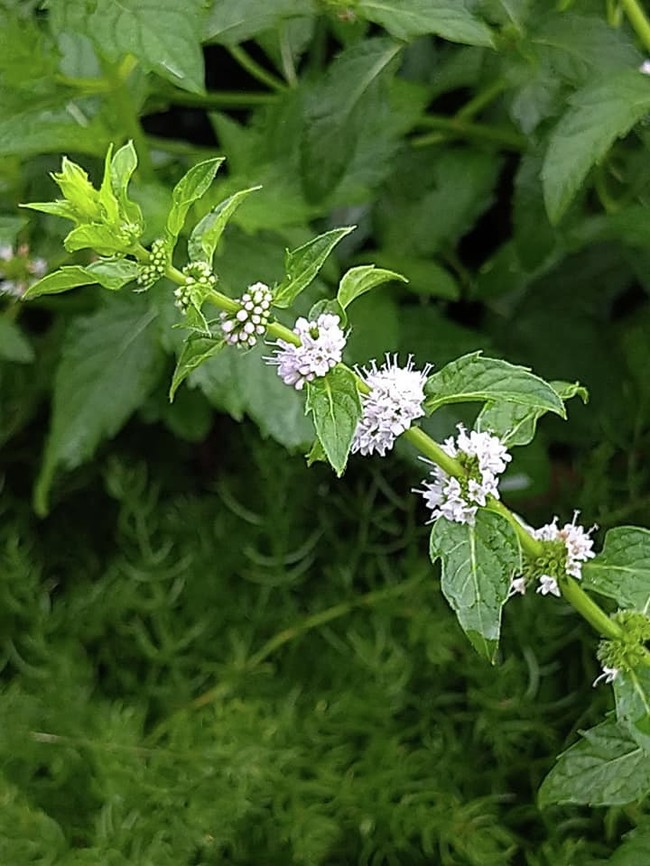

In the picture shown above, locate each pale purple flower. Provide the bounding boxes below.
[221,282,272,348]
[507,576,527,599]
[417,425,511,526]
[352,355,432,457]
[267,312,346,389]
[536,575,561,597]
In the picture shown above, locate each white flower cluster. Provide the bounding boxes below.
[352,355,431,457]
[507,511,596,600]
[417,425,511,525]
[640,60,650,75]
[0,243,47,298]
[267,313,346,389]
[532,512,596,598]
[136,239,168,290]
[221,282,272,348]
[175,261,217,312]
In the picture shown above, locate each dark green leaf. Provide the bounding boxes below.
[170,335,226,400]
[187,185,261,264]
[205,0,313,44]
[424,352,565,417]
[301,39,402,203]
[166,158,225,244]
[357,0,494,46]
[582,527,650,611]
[337,264,406,310]
[0,319,33,363]
[89,0,206,93]
[542,71,650,224]
[539,719,650,807]
[35,298,164,515]
[429,511,521,662]
[305,367,361,476]
[273,227,355,308]
[608,822,650,864]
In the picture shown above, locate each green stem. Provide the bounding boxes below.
[228,45,288,93]
[412,117,526,151]
[157,87,277,109]
[561,579,623,640]
[456,79,507,121]
[621,0,650,52]
[486,497,544,558]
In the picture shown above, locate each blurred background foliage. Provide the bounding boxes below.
[2,0,650,862]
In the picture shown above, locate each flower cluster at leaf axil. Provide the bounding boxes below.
[136,239,168,290]
[417,426,511,525]
[175,261,217,312]
[594,610,650,685]
[221,282,272,348]
[0,244,47,298]
[352,355,431,457]
[267,313,346,389]
[510,513,596,599]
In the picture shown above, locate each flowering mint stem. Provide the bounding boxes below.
[140,248,630,644]
[621,0,650,52]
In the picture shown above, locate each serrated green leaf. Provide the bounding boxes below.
[273,227,355,309]
[582,527,650,611]
[84,258,141,290]
[357,0,494,46]
[424,352,565,417]
[305,367,361,476]
[98,144,120,226]
[0,100,109,158]
[166,158,225,244]
[170,335,226,400]
[305,438,327,467]
[188,185,261,264]
[542,71,650,224]
[300,39,402,203]
[476,380,587,446]
[615,668,650,752]
[0,318,33,363]
[63,224,130,257]
[35,297,164,515]
[23,266,98,299]
[21,200,77,221]
[429,511,521,662]
[307,298,346,324]
[538,719,650,807]
[110,140,143,227]
[89,0,206,93]
[337,265,407,310]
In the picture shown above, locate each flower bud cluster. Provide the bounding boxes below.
[417,425,511,526]
[352,355,431,457]
[136,240,168,290]
[175,261,217,312]
[220,282,272,348]
[0,243,47,298]
[595,610,650,685]
[267,313,346,389]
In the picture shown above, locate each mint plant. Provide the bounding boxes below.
[4,0,650,861]
[20,140,650,816]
